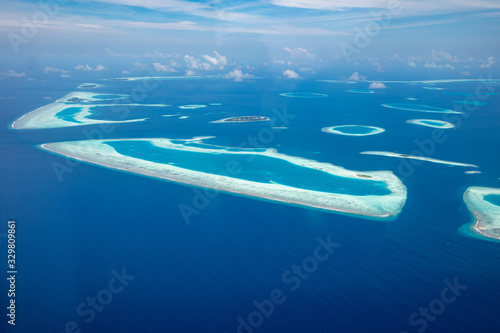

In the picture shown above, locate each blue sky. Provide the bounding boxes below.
[1,0,499,80]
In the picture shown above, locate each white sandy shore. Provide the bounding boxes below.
[10,91,171,129]
[210,117,270,124]
[40,138,408,220]
[322,125,385,136]
[463,187,500,241]
[346,89,374,94]
[280,92,328,98]
[178,105,207,109]
[103,76,220,81]
[360,151,478,168]
[406,119,455,129]
[12,103,147,129]
[382,103,462,114]
[366,79,500,84]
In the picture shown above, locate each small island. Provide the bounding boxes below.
[280,92,328,98]
[322,125,385,136]
[360,151,479,168]
[178,105,207,110]
[461,187,500,242]
[66,97,87,103]
[77,83,105,89]
[211,116,270,123]
[346,89,374,94]
[382,103,462,114]
[356,174,373,179]
[406,119,455,129]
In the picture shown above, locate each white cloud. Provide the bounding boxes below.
[152,62,176,72]
[480,56,494,68]
[43,67,67,74]
[423,61,455,70]
[271,0,500,12]
[104,48,122,57]
[283,69,300,79]
[74,64,107,71]
[348,72,366,81]
[271,0,388,10]
[203,51,228,68]
[122,70,130,74]
[368,82,387,89]
[0,69,26,77]
[43,96,52,100]
[225,69,253,82]
[431,50,458,62]
[284,47,315,59]
[132,62,147,71]
[60,74,71,78]
[184,55,213,72]
[408,51,460,70]
[272,59,293,66]
[74,64,92,71]
[299,67,315,73]
[186,70,196,76]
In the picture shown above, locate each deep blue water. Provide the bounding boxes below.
[1,78,500,333]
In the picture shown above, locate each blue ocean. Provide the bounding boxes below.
[1,77,500,333]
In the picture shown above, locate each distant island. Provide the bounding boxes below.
[66,97,87,103]
[406,119,455,129]
[211,116,270,123]
[77,83,105,89]
[322,125,385,136]
[360,151,478,168]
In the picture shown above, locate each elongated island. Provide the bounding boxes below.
[40,137,408,220]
